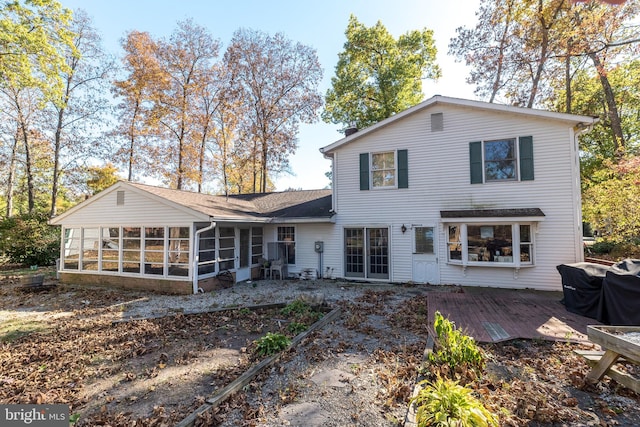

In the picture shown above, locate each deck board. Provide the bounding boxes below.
[427,289,598,343]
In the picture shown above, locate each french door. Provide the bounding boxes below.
[344,227,389,280]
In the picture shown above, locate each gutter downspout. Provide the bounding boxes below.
[193,221,216,294]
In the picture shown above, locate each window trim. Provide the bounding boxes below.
[444,221,538,268]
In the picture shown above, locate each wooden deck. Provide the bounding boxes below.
[427,288,599,343]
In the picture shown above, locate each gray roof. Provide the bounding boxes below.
[440,208,545,218]
[128,182,332,221]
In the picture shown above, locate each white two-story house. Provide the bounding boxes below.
[50,96,596,293]
[318,95,596,291]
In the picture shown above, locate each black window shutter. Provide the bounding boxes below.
[359,153,369,190]
[519,136,534,181]
[469,141,483,184]
[397,149,408,188]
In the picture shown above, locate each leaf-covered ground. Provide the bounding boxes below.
[1,280,639,426]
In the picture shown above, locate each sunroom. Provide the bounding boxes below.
[50,181,332,294]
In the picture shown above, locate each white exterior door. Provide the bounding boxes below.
[412,226,439,284]
[236,228,251,282]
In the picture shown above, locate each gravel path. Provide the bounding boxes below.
[118,279,405,320]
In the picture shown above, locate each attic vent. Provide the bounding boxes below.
[116,190,125,206]
[431,112,443,132]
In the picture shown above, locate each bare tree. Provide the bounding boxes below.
[224,29,323,193]
[47,9,116,216]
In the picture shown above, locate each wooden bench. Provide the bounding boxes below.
[575,325,640,393]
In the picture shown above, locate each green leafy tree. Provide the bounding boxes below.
[583,157,640,242]
[0,212,59,265]
[552,60,640,184]
[0,0,76,102]
[322,15,440,131]
[85,163,119,195]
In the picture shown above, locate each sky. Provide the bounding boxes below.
[60,0,480,191]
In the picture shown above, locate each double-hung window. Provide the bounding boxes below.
[359,150,408,190]
[371,151,396,188]
[276,226,296,265]
[470,136,533,184]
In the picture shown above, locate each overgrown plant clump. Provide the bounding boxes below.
[254,332,291,357]
[411,378,498,427]
[280,299,323,324]
[427,311,485,382]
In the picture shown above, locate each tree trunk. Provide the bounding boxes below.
[5,132,19,218]
[565,54,572,114]
[50,107,65,217]
[21,126,35,213]
[490,0,514,103]
[590,52,625,155]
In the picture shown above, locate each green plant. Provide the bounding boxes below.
[287,322,307,335]
[238,308,252,316]
[255,332,291,356]
[428,311,484,376]
[591,240,616,255]
[0,213,60,266]
[280,299,312,316]
[69,413,80,424]
[411,378,498,427]
[280,299,323,324]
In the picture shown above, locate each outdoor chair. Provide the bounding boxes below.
[269,258,285,280]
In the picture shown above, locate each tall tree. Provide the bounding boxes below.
[0,0,76,102]
[47,9,115,216]
[153,19,220,190]
[114,21,220,190]
[450,0,640,155]
[225,28,323,193]
[112,30,165,182]
[322,15,440,130]
[0,86,43,214]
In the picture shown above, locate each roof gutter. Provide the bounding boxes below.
[193,221,216,294]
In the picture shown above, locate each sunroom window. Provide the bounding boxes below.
[447,223,534,266]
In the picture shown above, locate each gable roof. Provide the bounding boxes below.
[320,95,598,155]
[50,181,333,225]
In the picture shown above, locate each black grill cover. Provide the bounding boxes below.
[557,262,609,320]
[598,260,640,325]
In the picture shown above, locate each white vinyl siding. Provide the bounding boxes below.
[331,104,582,290]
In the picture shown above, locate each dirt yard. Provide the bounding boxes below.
[1,275,639,426]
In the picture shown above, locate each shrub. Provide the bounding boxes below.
[590,240,616,255]
[411,378,498,427]
[610,242,640,259]
[428,311,484,378]
[0,213,60,266]
[255,332,291,356]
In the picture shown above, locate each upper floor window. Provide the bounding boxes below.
[359,150,408,190]
[371,151,396,188]
[484,139,516,181]
[470,136,533,184]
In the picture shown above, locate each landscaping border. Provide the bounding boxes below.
[175,306,342,427]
